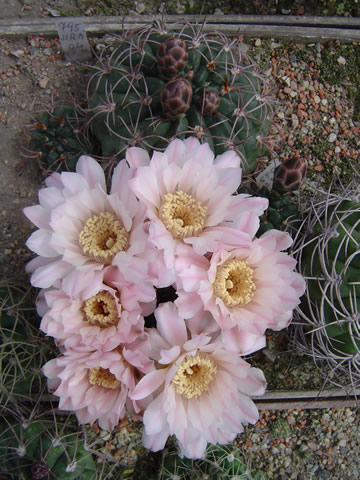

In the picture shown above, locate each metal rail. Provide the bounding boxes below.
[0,14,359,42]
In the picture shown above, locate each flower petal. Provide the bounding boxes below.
[155,302,188,347]
[76,155,106,190]
[131,369,168,401]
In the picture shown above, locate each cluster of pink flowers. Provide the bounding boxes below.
[24,138,305,459]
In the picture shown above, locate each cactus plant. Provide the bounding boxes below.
[159,443,264,479]
[26,104,91,175]
[293,182,360,388]
[0,413,97,479]
[0,283,55,408]
[85,21,275,174]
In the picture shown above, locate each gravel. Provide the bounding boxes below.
[236,407,359,479]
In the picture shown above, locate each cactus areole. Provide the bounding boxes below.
[87,23,275,174]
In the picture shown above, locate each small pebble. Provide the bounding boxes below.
[39,77,49,89]
[135,1,146,13]
[337,56,346,65]
[328,133,337,143]
[255,39,262,47]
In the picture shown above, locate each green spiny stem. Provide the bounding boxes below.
[85,21,276,175]
[293,180,360,389]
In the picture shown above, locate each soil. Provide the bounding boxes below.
[0,25,85,281]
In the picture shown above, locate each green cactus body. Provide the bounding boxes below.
[295,192,360,380]
[28,105,89,175]
[0,285,54,406]
[0,417,96,479]
[86,23,275,174]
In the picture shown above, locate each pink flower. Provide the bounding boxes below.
[38,267,156,351]
[128,138,268,269]
[42,339,153,431]
[175,230,306,353]
[24,156,152,299]
[131,303,266,459]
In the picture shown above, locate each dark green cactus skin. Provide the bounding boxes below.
[86,24,274,174]
[299,200,360,357]
[0,417,96,479]
[238,182,302,236]
[29,105,89,175]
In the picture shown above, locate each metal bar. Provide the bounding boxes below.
[255,398,359,410]
[0,15,359,42]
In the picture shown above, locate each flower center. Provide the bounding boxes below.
[159,190,207,239]
[213,259,256,307]
[83,290,120,327]
[171,353,217,399]
[88,367,120,389]
[79,212,128,263]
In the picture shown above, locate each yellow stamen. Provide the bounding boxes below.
[213,259,256,307]
[159,190,207,239]
[83,290,120,327]
[79,212,128,263]
[171,353,217,399]
[88,367,120,389]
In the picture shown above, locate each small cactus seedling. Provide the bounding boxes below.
[293,182,360,388]
[27,104,91,175]
[86,21,275,174]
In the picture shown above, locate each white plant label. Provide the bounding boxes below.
[55,18,92,62]
[256,159,281,190]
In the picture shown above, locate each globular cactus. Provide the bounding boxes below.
[159,443,264,480]
[293,182,360,388]
[86,21,275,174]
[272,156,306,193]
[27,104,91,175]
[0,414,96,479]
[238,181,302,236]
[0,283,54,408]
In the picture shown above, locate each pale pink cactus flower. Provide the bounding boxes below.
[131,303,266,459]
[24,156,152,299]
[175,230,306,354]
[38,265,156,351]
[127,138,268,270]
[42,337,154,431]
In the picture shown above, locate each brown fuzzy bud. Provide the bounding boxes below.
[157,37,188,80]
[200,91,221,115]
[273,156,307,193]
[160,77,193,120]
[31,462,51,479]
